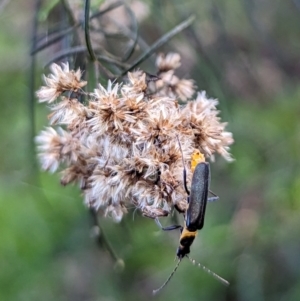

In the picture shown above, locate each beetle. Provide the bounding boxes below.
[153,138,228,294]
[177,148,212,258]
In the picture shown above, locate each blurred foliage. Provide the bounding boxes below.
[1,0,300,301]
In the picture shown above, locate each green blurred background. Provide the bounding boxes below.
[1,1,300,300]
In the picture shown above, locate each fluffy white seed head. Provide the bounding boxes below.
[36,56,233,222]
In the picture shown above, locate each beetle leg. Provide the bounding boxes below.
[155,217,182,231]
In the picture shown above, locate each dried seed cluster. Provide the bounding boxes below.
[36,53,233,222]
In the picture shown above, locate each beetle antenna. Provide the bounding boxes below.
[153,259,182,295]
[175,135,185,170]
[175,135,190,195]
[186,255,230,286]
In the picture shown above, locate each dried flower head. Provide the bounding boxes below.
[36,54,233,222]
[36,63,87,103]
[156,52,182,72]
[153,53,195,101]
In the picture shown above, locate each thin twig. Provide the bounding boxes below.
[28,0,42,175]
[84,0,96,61]
[121,2,139,62]
[45,46,130,71]
[32,1,124,56]
[120,15,195,75]
[89,209,121,263]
